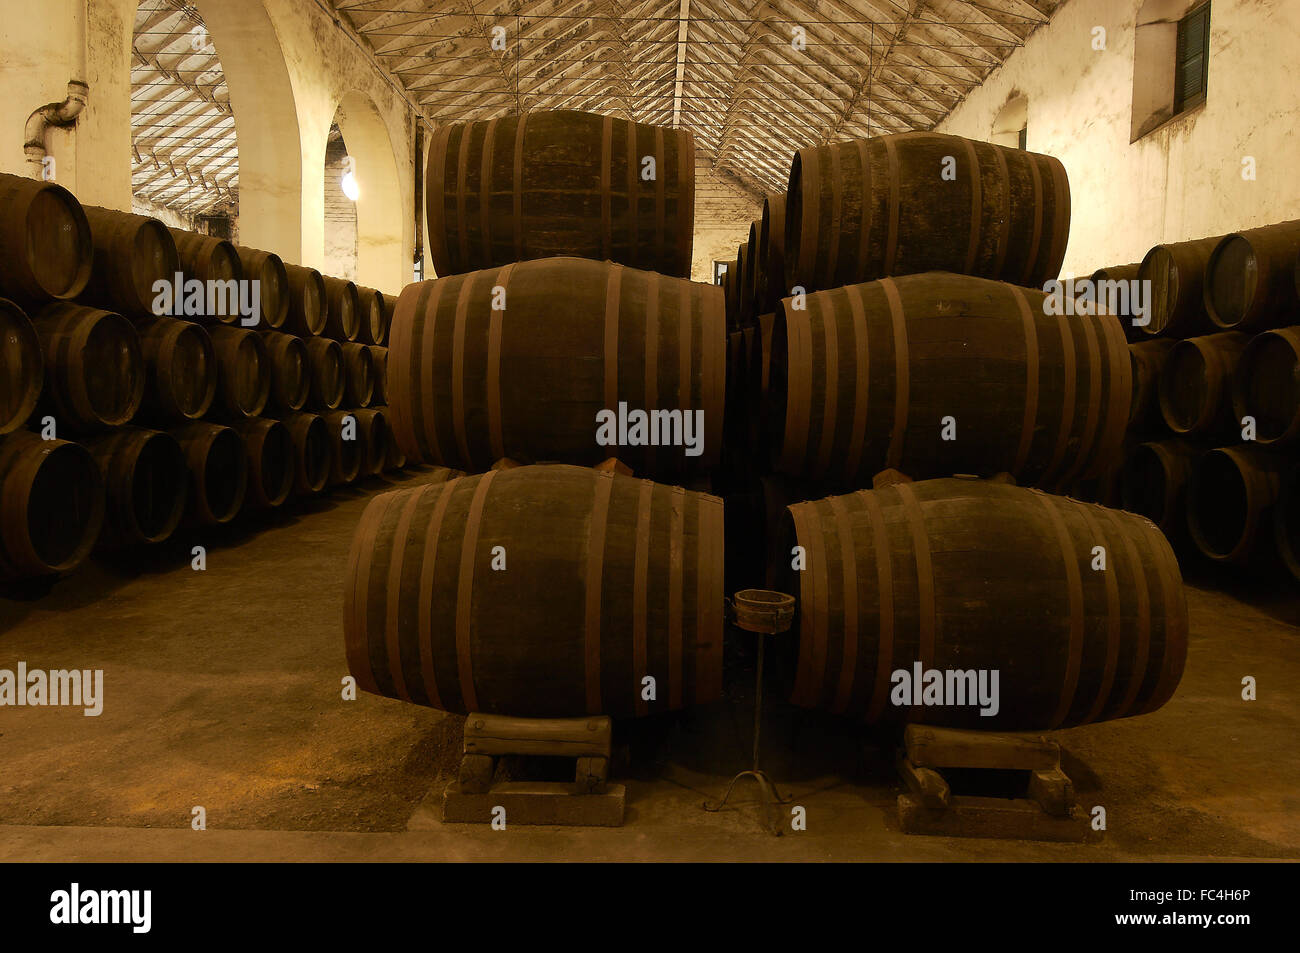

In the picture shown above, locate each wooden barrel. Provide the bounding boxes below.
[340,342,375,408]
[370,346,389,405]
[767,272,1130,489]
[324,410,362,485]
[209,325,270,418]
[0,172,93,304]
[383,422,406,471]
[1088,264,1144,342]
[232,417,294,508]
[737,238,754,330]
[79,206,178,320]
[304,337,345,411]
[168,228,241,299]
[356,285,387,346]
[744,221,761,328]
[84,427,186,545]
[1276,463,1300,583]
[721,257,739,329]
[1205,220,1300,330]
[280,412,331,496]
[0,297,43,434]
[1138,236,1223,338]
[1128,338,1175,433]
[1120,438,1201,540]
[1158,331,1250,436]
[777,477,1186,730]
[0,430,104,578]
[784,132,1070,294]
[321,276,361,342]
[32,303,144,431]
[1188,445,1284,564]
[282,263,327,337]
[137,317,215,422]
[426,109,694,278]
[759,194,787,313]
[261,331,310,413]
[389,257,725,476]
[173,421,247,525]
[381,293,397,343]
[1232,326,1300,446]
[350,407,388,476]
[343,464,724,718]
[233,246,289,329]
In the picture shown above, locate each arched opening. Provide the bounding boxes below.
[991,94,1028,150]
[328,91,404,293]
[323,123,358,279]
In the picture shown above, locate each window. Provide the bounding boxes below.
[991,94,1028,150]
[1017,127,1027,151]
[713,260,729,285]
[1174,3,1210,114]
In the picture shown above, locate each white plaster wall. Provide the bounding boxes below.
[936,0,1300,277]
[691,157,764,283]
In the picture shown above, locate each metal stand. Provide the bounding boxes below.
[703,590,795,836]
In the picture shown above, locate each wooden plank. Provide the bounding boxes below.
[905,725,1060,772]
[443,782,625,827]
[458,754,495,795]
[463,714,613,759]
[896,756,949,808]
[575,756,609,794]
[1028,767,1075,818]
[898,794,1091,843]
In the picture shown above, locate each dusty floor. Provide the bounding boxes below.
[0,467,1296,862]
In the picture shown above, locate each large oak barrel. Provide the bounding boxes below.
[209,325,270,418]
[232,417,294,508]
[1188,445,1285,565]
[1088,264,1144,342]
[0,172,93,304]
[0,430,104,578]
[1120,438,1201,541]
[0,298,43,434]
[737,238,754,329]
[136,317,215,422]
[776,478,1186,730]
[282,263,327,337]
[355,285,387,346]
[304,337,345,411]
[766,272,1129,489]
[84,427,186,546]
[1205,220,1300,330]
[340,342,375,408]
[1158,331,1249,436]
[1232,326,1300,446]
[233,246,289,329]
[344,464,724,718]
[173,421,247,525]
[321,276,361,342]
[1276,464,1300,583]
[370,346,389,405]
[32,303,144,432]
[1128,338,1175,433]
[784,132,1070,293]
[79,206,178,320]
[350,408,388,476]
[759,194,787,313]
[324,410,362,485]
[261,331,310,413]
[168,228,241,308]
[427,109,695,278]
[382,422,406,471]
[280,412,331,496]
[389,257,725,476]
[1138,236,1223,337]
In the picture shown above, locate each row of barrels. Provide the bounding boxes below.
[0,408,400,580]
[343,465,1186,731]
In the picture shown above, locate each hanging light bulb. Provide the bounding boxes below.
[341,169,359,201]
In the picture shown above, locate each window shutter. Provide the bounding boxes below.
[1175,3,1211,112]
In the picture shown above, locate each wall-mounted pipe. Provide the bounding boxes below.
[24,0,89,178]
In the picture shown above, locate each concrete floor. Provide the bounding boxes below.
[0,468,1296,862]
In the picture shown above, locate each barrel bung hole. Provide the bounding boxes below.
[83,314,141,425]
[1240,334,1299,440]
[1192,451,1248,557]
[131,433,186,541]
[27,443,100,569]
[204,429,246,521]
[27,189,87,296]
[1209,236,1256,325]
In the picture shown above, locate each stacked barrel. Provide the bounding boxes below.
[0,169,407,582]
[1087,219,1300,582]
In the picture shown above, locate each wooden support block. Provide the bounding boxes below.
[458,754,495,794]
[594,457,632,476]
[898,794,1090,843]
[575,756,609,794]
[897,756,950,808]
[905,725,1060,772]
[490,457,522,470]
[443,781,625,827]
[1028,767,1075,817]
[872,468,912,488]
[463,713,612,759]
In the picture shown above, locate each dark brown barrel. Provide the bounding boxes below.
[721,257,738,329]
[0,430,103,578]
[261,331,310,413]
[1138,236,1223,338]
[233,246,289,329]
[32,303,144,432]
[355,285,387,346]
[350,408,388,476]
[232,417,294,508]
[0,172,93,304]
[427,109,695,278]
[744,220,761,328]
[324,410,362,485]
[280,412,331,496]
[84,427,186,546]
[340,342,375,408]
[1205,220,1300,330]
[785,132,1070,294]
[1276,463,1300,583]
[722,330,750,474]
[79,206,179,320]
[759,194,786,312]
[282,263,327,337]
[737,238,754,330]
[321,276,361,342]
[136,317,215,421]
[304,337,345,411]
[1158,331,1250,436]
[1188,445,1284,564]
[343,464,724,718]
[383,421,406,471]
[1232,326,1300,446]
[173,421,247,525]
[389,257,725,476]
[381,293,397,343]
[1120,438,1201,540]
[767,272,1130,490]
[209,325,270,418]
[1128,338,1176,433]
[370,346,389,405]
[777,477,1186,730]
[168,228,241,297]
[1088,264,1144,342]
[0,298,43,433]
